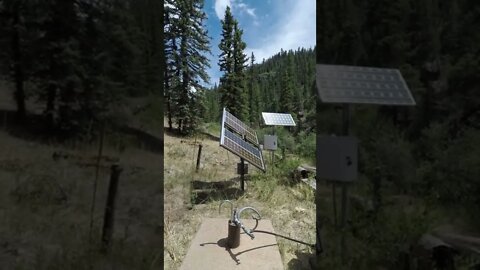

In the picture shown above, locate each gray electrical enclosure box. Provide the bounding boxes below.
[317,136,358,182]
[264,135,278,151]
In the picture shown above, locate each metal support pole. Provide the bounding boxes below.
[343,104,350,135]
[340,104,350,264]
[271,150,274,174]
[272,126,275,173]
[332,182,338,227]
[240,158,245,191]
[196,144,203,172]
[340,183,348,262]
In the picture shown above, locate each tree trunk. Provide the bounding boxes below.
[46,83,56,131]
[12,1,26,123]
[165,67,173,130]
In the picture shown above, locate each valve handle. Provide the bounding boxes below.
[219,200,235,221]
[235,206,262,238]
[240,223,255,239]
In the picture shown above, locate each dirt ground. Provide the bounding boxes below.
[164,122,316,270]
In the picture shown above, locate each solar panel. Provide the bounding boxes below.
[316,64,416,106]
[220,108,265,172]
[224,110,258,145]
[262,112,296,126]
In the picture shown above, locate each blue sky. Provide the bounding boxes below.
[203,0,316,87]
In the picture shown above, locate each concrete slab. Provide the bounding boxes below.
[180,218,284,270]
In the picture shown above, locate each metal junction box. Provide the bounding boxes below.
[237,162,249,174]
[264,135,278,151]
[317,136,358,182]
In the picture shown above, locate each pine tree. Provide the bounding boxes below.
[164,0,180,130]
[248,52,256,124]
[218,6,235,112]
[0,0,45,123]
[169,0,210,133]
[0,0,27,122]
[218,7,248,120]
[32,0,82,134]
[280,52,295,113]
[232,21,248,120]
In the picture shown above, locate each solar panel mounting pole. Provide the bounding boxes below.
[240,158,245,191]
[340,104,350,264]
[240,134,246,191]
[272,126,275,173]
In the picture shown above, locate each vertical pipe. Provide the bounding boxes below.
[332,183,337,227]
[240,158,245,191]
[272,126,275,173]
[340,104,350,264]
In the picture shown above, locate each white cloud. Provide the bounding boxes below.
[246,0,316,63]
[238,3,256,18]
[215,0,232,20]
[215,0,257,21]
[208,0,316,87]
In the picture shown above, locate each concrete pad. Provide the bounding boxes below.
[180,218,284,270]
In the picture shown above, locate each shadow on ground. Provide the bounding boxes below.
[1,110,52,142]
[0,109,163,155]
[191,179,244,204]
[116,125,163,154]
[287,250,317,270]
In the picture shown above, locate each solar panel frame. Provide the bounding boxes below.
[316,64,416,106]
[220,108,266,172]
[262,112,296,126]
[224,110,259,145]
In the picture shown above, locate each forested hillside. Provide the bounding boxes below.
[204,47,317,129]
[317,0,480,268]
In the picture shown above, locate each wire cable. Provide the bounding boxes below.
[252,230,316,248]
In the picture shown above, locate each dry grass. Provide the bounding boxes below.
[0,128,163,269]
[164,125,316,270]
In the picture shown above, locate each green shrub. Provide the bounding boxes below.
[295,132,315,161]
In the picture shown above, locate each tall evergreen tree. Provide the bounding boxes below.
[280,52,295,113]
[169,0,210,133]
[248,52,256,124]
[164,0,180,130]
[218,6,235,113]
[218,7,248,120]
[232,21,248,120]
[0,0,28,122]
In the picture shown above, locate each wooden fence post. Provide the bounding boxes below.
[196,144,203,172]
[101,164,122,253]
[3,111,7,130]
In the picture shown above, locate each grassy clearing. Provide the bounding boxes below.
[0,126,163,269]
[164,124,316,270]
